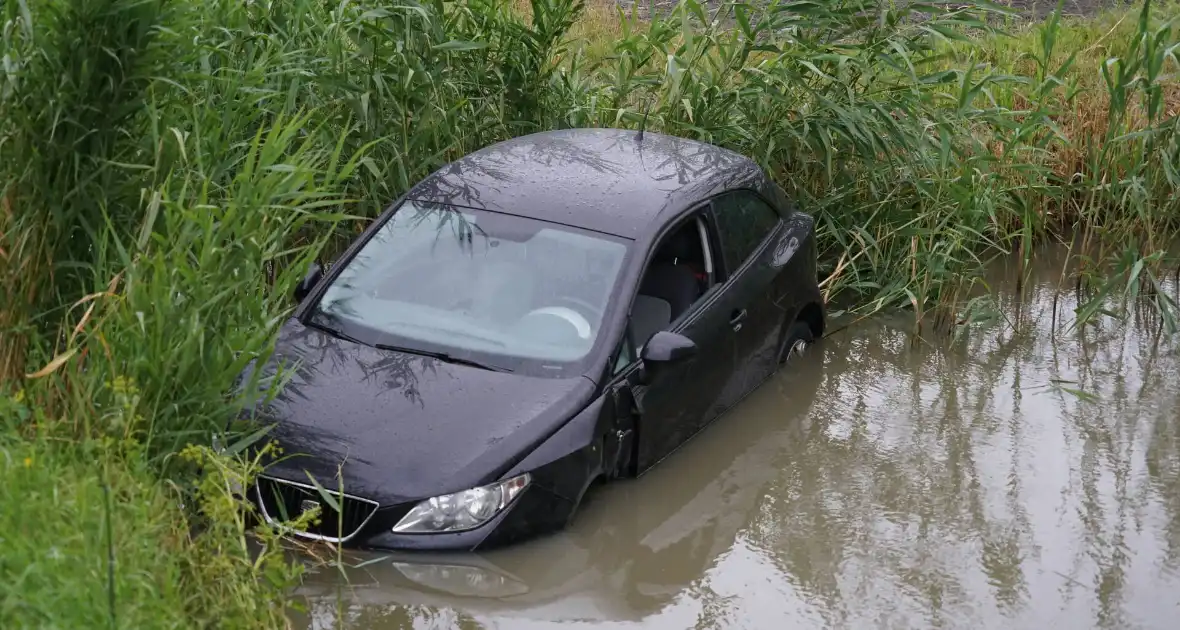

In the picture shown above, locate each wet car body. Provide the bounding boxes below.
[288,359,826,626]
[238,128,825,552]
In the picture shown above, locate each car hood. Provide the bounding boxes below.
[287,354,828,624]
[241,318,596,505]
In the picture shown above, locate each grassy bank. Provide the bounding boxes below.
[1,0,1177,627]
[0,431,297,628]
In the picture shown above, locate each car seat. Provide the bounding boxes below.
[630,295,673,351]
[638,227,703,319]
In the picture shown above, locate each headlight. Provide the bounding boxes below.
[392,473,530,534]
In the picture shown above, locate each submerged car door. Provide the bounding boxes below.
[628,215,740,475]
[708,190,791,401]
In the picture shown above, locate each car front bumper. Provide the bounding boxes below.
[249,478,575,553]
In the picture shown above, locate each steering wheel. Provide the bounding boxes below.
[521,306,594,340]
[543,295,604,339]
[551,296,604,322]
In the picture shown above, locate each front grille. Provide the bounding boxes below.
[254,475,379,543]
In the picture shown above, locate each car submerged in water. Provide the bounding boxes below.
[236,128,824,551]
[289,360,825,623]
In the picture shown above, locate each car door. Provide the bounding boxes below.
[620,214,740,475]
[707,190,790,403]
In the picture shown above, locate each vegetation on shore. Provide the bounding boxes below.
[1,0,1176,627]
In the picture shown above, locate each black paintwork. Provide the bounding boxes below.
[290,355,827,623]
[640,331,699,365]
[250,321,595,505]
[404,128,765,240]
[238,128,824,552]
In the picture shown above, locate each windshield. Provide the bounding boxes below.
[310,201,629,375]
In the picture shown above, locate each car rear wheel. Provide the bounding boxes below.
[778,320,814,365]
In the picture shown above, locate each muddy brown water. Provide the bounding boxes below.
[289,249,1180,629]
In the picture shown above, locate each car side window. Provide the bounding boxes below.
[711,191,781,273]
[620,214,717,367]
[612,334,635,375]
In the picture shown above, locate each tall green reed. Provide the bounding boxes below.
[557,0,1028,324]
[0,0,181,382]
[1,1,1177,625]
[7,0,1179,443]
[561,0,1179,331]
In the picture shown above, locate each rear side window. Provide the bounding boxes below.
[711,191,781,271]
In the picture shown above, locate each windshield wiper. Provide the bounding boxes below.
[308,320,367,346]
[310,320,511,373]
[375,344,512,373]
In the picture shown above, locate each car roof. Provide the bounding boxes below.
[405,128,769,239]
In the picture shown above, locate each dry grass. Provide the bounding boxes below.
[0,194,42,385]
[513,0,632,59]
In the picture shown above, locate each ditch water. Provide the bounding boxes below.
[289,246,1180,629]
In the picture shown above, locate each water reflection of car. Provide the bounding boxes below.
[236,128,824,552]
[290,361,825,626]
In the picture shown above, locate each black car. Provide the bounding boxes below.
[289,362,826,623]
[238,128,824,552]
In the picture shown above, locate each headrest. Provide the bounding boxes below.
[654,225,697,263]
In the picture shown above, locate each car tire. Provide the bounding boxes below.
[778,320,814,365]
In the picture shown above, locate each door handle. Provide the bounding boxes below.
[729,309,748,331]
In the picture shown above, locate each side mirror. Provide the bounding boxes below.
[293,263,323,303]
[639,331,697,382]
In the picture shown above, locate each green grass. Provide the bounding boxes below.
[0,0,1178,627]
[527,0,1180,328]
[0,429,298,629]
